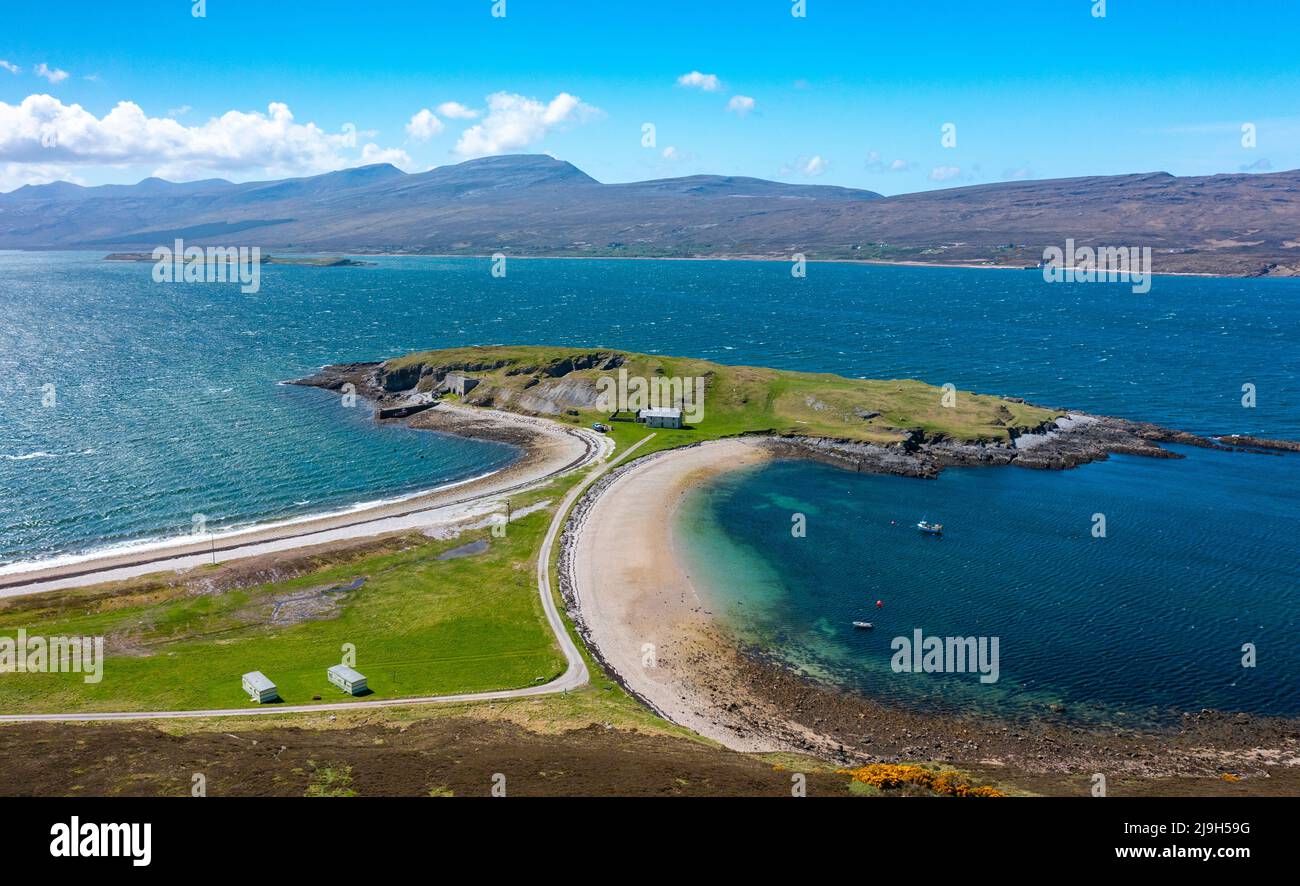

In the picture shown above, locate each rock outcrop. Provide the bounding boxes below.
[760,413,1191,478]
[289,351,628,418]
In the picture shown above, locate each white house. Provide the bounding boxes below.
[242,671,278,704]
[327,664,368,696]
[638,407,683,429]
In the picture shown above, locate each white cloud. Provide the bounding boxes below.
[436,101,479,120]
[360,142,412,168]
[727,95,755,117]
[0,161,81,192]
[453,91,600,158]
[676,71,722,92]
[167,105,192,118]
[405,108,445,141]
[787,155,827,177]
[865,151,911,173]
[0,94,407,181]
[0,60,19,75]
[34,63,69,84]
[929,165,962,182]
[660,145,697,163]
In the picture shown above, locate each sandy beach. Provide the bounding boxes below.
[564,438,832,753]
[0,403,608,598]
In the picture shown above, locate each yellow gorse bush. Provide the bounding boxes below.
[837,763,1006,797]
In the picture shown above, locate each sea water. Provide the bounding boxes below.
[1,252,1296,717]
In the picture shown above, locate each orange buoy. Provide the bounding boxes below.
[875,600,883,608]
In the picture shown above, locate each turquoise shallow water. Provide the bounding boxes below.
[677,447,1300,721]
[0,251,1296,717]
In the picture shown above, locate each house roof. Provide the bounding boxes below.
[242,671,275,691]
[327,664,366,682]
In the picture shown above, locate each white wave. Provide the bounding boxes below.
[0,468,502,577]
[0,449,95,461]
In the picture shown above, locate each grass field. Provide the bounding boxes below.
[0,505,565,713]
[387,345,1061,459]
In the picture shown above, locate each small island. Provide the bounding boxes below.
[104,253,376,267]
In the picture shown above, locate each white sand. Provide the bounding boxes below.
[568,438,820,752]
[1,404,607,598]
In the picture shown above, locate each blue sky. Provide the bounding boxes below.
[2,0,1297,193]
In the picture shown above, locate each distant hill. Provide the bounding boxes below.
[2,153,1297,276]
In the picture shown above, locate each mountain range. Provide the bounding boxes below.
[2,154,1297,276]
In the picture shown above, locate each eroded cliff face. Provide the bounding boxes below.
[483,377,605,415]
[290,351,628,416]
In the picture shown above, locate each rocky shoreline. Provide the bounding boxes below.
[724,629,1300,791]
[558,435,1300,793]
[293,359,1298,480]
[759,412,1300,479]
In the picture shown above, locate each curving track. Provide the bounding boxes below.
[0,424,654,724]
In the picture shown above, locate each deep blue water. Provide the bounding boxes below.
[0,251,1296,715]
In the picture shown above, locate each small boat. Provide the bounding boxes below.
[852,621,874,630]
[916,519,943,535]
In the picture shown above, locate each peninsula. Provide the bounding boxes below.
[2,346,1294,796]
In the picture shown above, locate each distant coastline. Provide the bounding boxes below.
[85,247,1292,279]
[167,249,1269,279]
[5,154,1297,278]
